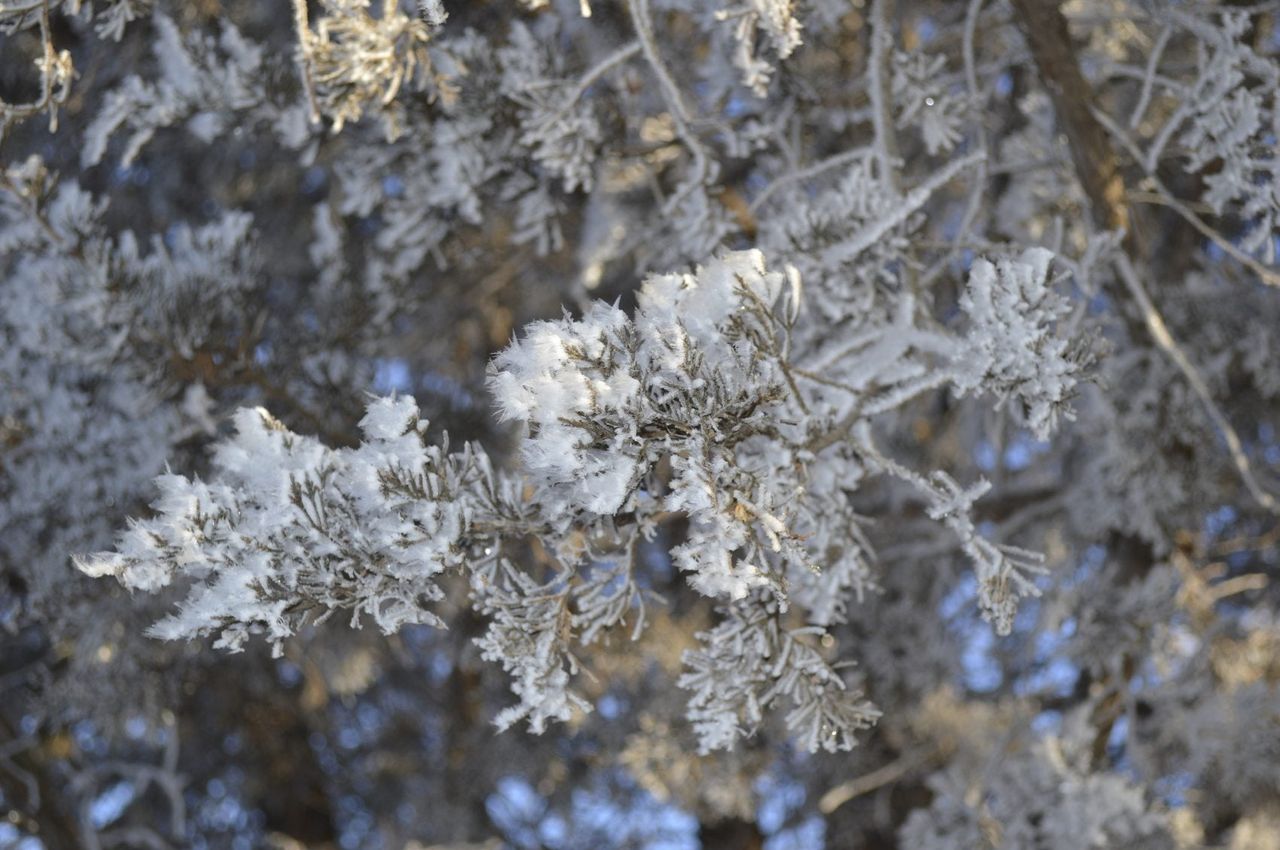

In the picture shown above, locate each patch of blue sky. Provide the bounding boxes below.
[0,592,21,631]
[961,622,1003,692]
[429,648,454,684]
[766,815,824,850]
[113,164,152,187]
[1107,715,1132,771]
[1062,544,1107,589]
[0,828,44,850]
[974,439,997,472]
[337,803,378,850]
[597,692,625,720]
[487,776,546,848]
[916,16,938,43]
[195,783,251,832]
[163,223,184,249]
[1025,613,1076,662]
[73,718,107,756]
[356,701,383,733]
[276,657,303,687]
[1154,771,1197,808]
[124,714,148,740]
[725,94,752,119]
[399,621,437,649]
[1087,289,1112,314]
[975,433,1052,473]
[640,531,676,583]
[301,166,327,195]
[1202,504,1238,540]
[756,772,806,835]
[488,772,699,850]
[373,357,413,393]
[939,574,977,620]
[567,783,698,850]
[89,781,135,829]
[539,812,569,846]
[421,370,479,409]
[337,725,362,750]
[1031,709,1063,735]
[1003,432,1049,470]
[940,578,1005,691]
[1017,656,1079,699]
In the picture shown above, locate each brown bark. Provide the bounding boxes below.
[1007,0,1163,779]
[1008,0,1133,246]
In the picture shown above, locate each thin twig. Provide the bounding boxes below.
[627,0,710,211]
[1114,254,1280,515]
[748,145,873,214]
[919,0,989,290]
[1130,24,1172,129]
[867,0,901,193]
[819,749,932,814]
[1132,189,1280,289]
[1092,106,1280,289]
[0,1,66,133]
[567,41,641,103]
[291,0,323,125]
[820,151,985,267]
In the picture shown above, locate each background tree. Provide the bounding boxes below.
[2,1,1280,849]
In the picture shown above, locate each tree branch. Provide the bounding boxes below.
[1008,0,1131,241]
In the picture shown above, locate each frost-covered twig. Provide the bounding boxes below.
[0,0,72,133]
[920,0,989,289]
[77,243,1089,748]
[290,0,323,125]
[1129,186,1280,289]
[867,0,901,192]
[749,145,874,214]
[1114,254,1280,515]
[1092,106,1280,289]
[1129,24,1172,129]
[820,151,984,267]
[855,425,1047,635]
[566,40,641,103]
